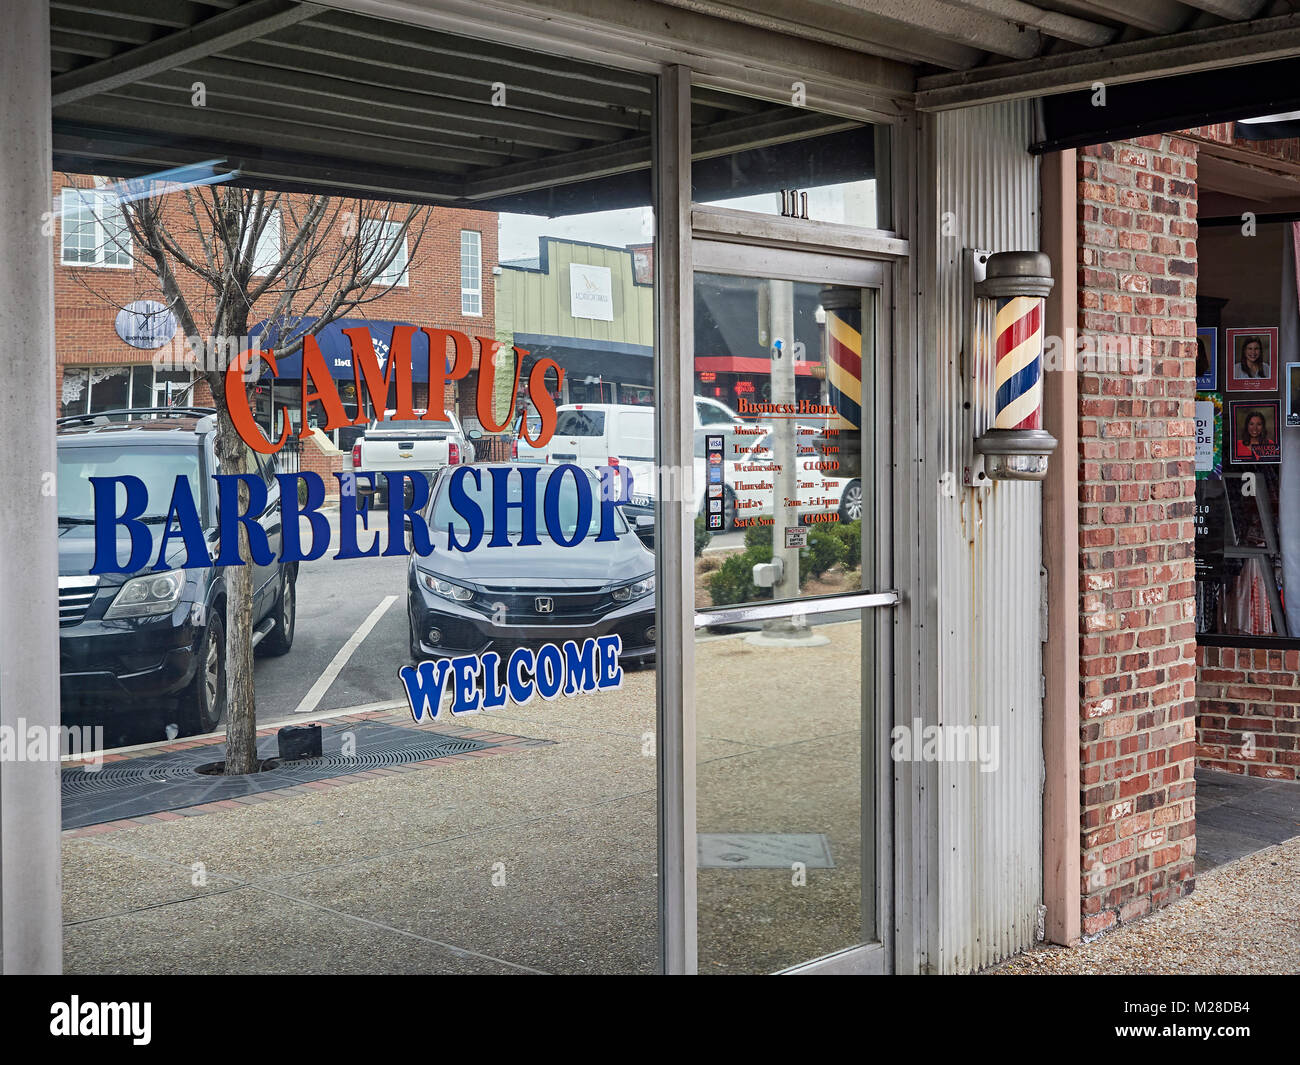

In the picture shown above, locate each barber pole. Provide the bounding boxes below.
[972,252,1058,481]
[821,287,862,434]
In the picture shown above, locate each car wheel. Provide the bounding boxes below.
[259,568,296,656]
[182,612,225,735]
[838,479,863,523]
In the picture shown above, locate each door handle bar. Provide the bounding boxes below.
[694,589,900,629]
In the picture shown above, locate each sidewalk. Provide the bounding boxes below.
[990,836,1300,975]
[62,679,662,975]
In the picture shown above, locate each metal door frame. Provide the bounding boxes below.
[676,226,904,976]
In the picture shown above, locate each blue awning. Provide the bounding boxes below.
[249,317,455,382]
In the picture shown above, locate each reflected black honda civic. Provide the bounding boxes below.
[407,464,656,667]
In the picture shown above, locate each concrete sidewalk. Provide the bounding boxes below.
[61,622,869,975]
[63,679,662,975]
[990,835,1300,974]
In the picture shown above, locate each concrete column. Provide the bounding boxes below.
[0,0,62,973]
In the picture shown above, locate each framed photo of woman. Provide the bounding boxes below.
[1229,400,1281,464]
[1196,327,1217,391]
[1225,327,1279,392]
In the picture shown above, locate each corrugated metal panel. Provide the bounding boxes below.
[926,100,1044,973]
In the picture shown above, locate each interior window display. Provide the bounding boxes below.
[1195,221,1300,640]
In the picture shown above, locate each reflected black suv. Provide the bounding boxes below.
[57,408,297,734]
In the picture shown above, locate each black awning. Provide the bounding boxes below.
[1032,56,1300,154]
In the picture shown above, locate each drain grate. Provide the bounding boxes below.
[61,721,494,829]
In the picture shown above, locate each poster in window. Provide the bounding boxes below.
[1229,399,1281,464]
[1225,327,1279,391]
[1194,477,1227,579]
[1287,362,1300,427]
[1195,392,1222,479]
[1195,327,1217,391]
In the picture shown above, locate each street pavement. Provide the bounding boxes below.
[252,507,411,724]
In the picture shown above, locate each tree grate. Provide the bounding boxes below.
[61,721,501,829]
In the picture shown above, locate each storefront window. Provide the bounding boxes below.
[54,28,661,977]
[59,364,195,419]
[1195,220,1300,641]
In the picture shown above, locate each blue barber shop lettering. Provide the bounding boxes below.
[87,464,633,574]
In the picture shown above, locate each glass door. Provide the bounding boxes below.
[690,243,895,973]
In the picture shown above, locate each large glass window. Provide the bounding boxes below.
[360,219,410,287]
[60,186,131,267]
[249,210,281,275]
[461,230,483,315]
[53,23,660,978]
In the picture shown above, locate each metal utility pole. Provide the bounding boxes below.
[769,280,802,609]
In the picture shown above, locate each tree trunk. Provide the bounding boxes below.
[210,363,261,775]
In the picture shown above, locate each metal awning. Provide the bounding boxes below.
[48,0,1300,189]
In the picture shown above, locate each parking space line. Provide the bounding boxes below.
[294,595,399,715]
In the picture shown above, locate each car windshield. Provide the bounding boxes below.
[554,410,605,437]
[58,443,203,521]
[432,469,627,540]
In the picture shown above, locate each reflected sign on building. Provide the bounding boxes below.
[569,262,614,321]
[114,300,178,350]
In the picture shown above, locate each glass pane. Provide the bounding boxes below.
[694,275,870,609]
[692,89,890,230]
[86,366,129,415]
[53,27,659,977]
[695,608,876,972]
[693,270,879,972]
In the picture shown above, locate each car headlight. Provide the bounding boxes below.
[612,574,655,602]
[419,572,474,602]
[105,571,186,619]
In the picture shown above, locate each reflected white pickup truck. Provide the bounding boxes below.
[351,409,474,506]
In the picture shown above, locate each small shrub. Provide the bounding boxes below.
[694,513,712,557]
[743,522,775,550]
[697,554,721,574]
[833,520,861,570]
[707,542,773,605]
[805,526,848,579]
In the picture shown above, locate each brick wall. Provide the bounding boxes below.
[1196,645,1300,779]
[300,434,344,494]
[1076,135,1201,935]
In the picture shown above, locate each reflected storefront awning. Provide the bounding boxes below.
[512,332,652,386]
[249,317,454,382]
[695,355,819,378]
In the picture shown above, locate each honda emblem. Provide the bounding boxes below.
[535,597,554,614]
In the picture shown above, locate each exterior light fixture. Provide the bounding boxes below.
[970,251,1057,482]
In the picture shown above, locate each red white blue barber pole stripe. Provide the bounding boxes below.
[992,295,1045,431]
